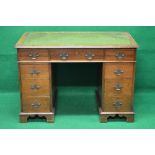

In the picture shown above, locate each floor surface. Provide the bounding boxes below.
[0,87,154,129]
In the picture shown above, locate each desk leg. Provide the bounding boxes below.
[20,114,28,123]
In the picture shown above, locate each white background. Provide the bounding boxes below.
[0,0,155,25]
[0,0,155,155]
[0,130,155,155]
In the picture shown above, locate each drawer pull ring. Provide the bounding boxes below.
[85,53,95,60]
[59,52,69,60]
[113,83,123,91]
[113,101,122,108]
[115,53,125,59]
[114,69,124,76]
[31,101,41,108]
[28,53,40,60]
[30,69,40,75]
[31,84,41,90]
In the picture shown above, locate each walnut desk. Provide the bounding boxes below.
[15,32,138,123]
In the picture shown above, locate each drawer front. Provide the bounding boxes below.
[22,97,51,112]
[19,64,50,79]
[50,49,104,61]
[105,49,136,61]
[103,96,132,112]
[104,79,133,96]
[18,49,49,61]
[21,79,51,96]
[104,63,134,79]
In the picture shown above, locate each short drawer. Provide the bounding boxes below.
[104,79,133,96]
[22,96,51,112]
[49,49,104,61]
[18,49,49,61]
[105,49,136,61]
[103,96,132,112]
[19,64,50,79]
[21,79,51,96]
[103,63,135,79]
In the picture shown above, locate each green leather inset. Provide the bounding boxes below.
[22,32,131,47]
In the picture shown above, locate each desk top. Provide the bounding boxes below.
[16,32,138,48]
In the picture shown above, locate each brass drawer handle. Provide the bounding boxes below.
[114,69,124,76]
[113,83,123,91]
[28,53,40,60]
[31,101,41,108]
[115,53,125,59]
[85,52,95,60]
[30,69,40,75]
[59,52,69,60]
[113,101,122,108]
[31,84,41,90]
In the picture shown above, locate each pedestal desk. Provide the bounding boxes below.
[15,32,138,123]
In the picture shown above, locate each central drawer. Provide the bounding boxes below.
[21,79,51,96]
[49,49,104,61]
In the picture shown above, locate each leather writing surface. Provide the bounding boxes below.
[16,32,138,48]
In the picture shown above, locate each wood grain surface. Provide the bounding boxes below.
[16,32,137,123]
